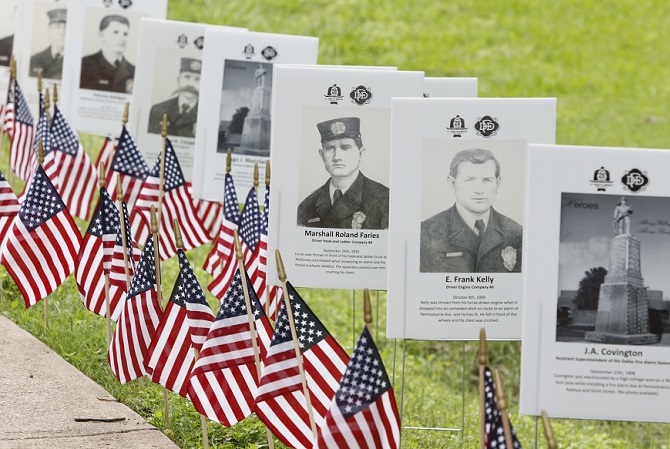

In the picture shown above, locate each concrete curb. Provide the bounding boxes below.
[0,316,179,449]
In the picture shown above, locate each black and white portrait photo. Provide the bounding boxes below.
[296,111,390,230]
[556,192,670,347]
[79,10,140,93]
[147,52,201,138]
[216,59,272,156]
[0,1,17,67]
[29,5,66,79]
[419,140,525,273]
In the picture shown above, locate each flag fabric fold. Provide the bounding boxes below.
[314,326,400,449]
[48,105,97,219]
[109,198,140,295]
[7,79,34,181]
[484,367,522,449]
[133,137,210,260]
[0,166,82,308]
[143,249,215,397]
[75,188,127,319]
[187,268,272,426]
[203,172,239,279]
[108,235,163,384]
[0,169,20,245]
[255,282,349,449]
[195,197,223,240]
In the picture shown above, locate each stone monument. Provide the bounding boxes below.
[585,198,658,344]
[238,64,271,156]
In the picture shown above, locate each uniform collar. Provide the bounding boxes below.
[454,203,490,236]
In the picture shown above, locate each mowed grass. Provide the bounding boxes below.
[3,0,670,447]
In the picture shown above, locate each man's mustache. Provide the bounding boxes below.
[172,85,199,96]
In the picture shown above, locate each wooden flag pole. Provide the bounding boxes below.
[53,83,58,106]
[37,140,48,331]
[219,149,233,275]
[493,369,514,449]
[116,175,132,291]
[100,161,112,346]
[7,56,15,187]
[541,410,557,449]
[0,56,12,161]
[275,249,318,438]
[264,161,270,317]
[363,289,372,333]
[253,161,259,199]
[173,220,210,449]
[478,328,487,449]
[234,231,275,449]
[157,115,168,225]
[150,206,170,429]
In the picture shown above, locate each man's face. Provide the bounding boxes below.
[48,22,66,51]
[176,71,200,101]
[449,159,500,215]
[99,21,129,54]
[319,137,363,179]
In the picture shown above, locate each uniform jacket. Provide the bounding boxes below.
[420,205,522,273]
[80,51,134,93]
[148,96,198,138]
[297,172,389,230]
[29,47,62,80]
[0,35,13,67]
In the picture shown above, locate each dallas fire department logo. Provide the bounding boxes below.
[621,168,649,193]
[474,115,499,138]
[350,86,372,105]
[103,0,113,6]
[194,36,204,50]
[447,115,467,137]
[118,0,132,8]
[261,46,278,61]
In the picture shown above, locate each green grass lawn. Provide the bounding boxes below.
[3,0,670,447]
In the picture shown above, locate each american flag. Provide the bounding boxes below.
[251,184,281,320]
[109,198,140,298]
[3,78,14,139]
[133,137,210,260]
[108,235,163,384]
[144,249,215,397]
[484,367,522,449]
[255,282,349,449]
[314,326,400,449]
[104,126,149,235]
[75,188,127,320]
[0,166,82,308]
[188,269,272,426]
[208,187,259,301]
[204,173,239,291]
[0,168,20,245]
[48,105,97,220]
[195,197,223,239]
[8,80,35,181]
[95,136,117,172]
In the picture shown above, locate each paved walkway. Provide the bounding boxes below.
[0,316,178,449]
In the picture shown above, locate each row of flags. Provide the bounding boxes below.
[0,74,402,448]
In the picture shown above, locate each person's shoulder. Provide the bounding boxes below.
[491,208,522,237]
[299,183,327,209]
[360,173,389,197]
[150,97,176,114]
[30,47,50,61]
[81,51,101,66]
[120,58,135,72]
[422,207,452,229]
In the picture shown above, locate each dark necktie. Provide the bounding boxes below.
[333,189,343,204]
[475,219,485,237]
[181,104,190,115]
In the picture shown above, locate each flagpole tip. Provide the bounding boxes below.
[123,102,129,125]
[226,149,232,173]
[265,161,270,186]
[493,369,508,411]
[161,114,168,138]
[98,161,106,188]
[173,219,183,249]
[541,411,557,449]
[45,87,51,110]
[37,69,42,93]
[37,140,44,165]
[9,55,15,78]
[275,250,286,282]
[53,83,58,105]
[150,205,159,234]
[233,230,243,260]
[115,174,124,201]
[253,163,259,187]
[363,289,373,325]
[478,328,487,366]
